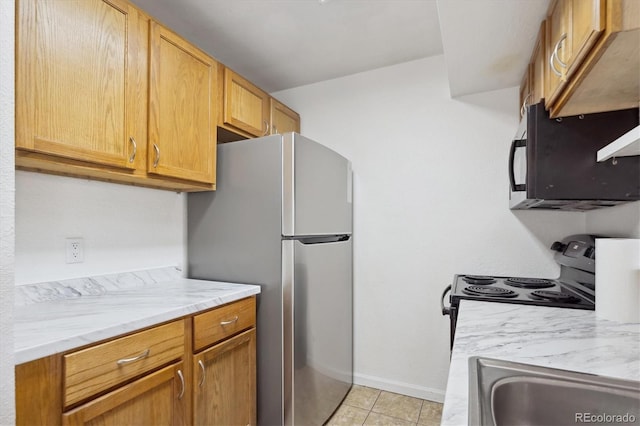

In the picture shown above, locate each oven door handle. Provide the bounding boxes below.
[441,285,452,316]
[509,139,527,192]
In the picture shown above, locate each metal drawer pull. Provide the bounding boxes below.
[128,137,137,163]
[263,120,270,136]
[220,316,239,326]
[177,369,185,399]
[198,360,206,388]
[152,143,160,168]
[116,349,150,365]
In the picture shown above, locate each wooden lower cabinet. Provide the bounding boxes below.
[15,297,257,426]
[62,363,186,426]
[193,329,257,426]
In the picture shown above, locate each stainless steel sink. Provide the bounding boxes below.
[468,356,640,426]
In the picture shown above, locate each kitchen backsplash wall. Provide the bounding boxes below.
[0,0,16,422]
[585,201,640,238]
[15,171,187,285]
[272,55,588,401]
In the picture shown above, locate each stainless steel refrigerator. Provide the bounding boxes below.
[187,133,353,426]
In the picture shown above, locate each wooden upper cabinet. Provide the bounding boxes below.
[519,65,532,119]
[549,0,639,117]
[530,21,547,105]
[148,22,217,185]
[222,68,271,137]
[570,0,606,71]
[16,0,147,170]
[546,0,573,104]
[270,98,301,135]
[519,21,546,117]
[546,0,605,107]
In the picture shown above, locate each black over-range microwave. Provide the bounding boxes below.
[509,102,639,211]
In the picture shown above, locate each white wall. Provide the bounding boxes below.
[273,56,587,400]
[0,0,15,422]
[586,202,640,238]
[15,172,187,285]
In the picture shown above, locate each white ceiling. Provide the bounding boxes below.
[131,0,550,97]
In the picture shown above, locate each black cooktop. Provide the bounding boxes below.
[451,274,595,310]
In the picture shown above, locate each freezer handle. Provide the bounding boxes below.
[286,234,351,245]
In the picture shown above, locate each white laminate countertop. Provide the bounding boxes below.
[14,276,261,365]
[441,300,640,426]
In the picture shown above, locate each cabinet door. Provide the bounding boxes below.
[16,0,145,170]
[193,328,256,426]
[569,0,605,74]
[518,65,532,119]
[530,21,547,105]
[546,0,605,109]
[62,363,186,426]
[270,99,301,135]
[546,0,573,105]
[149,22,217,185]
[223,69,270,137]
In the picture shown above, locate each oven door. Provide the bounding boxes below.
[509,115,528,209]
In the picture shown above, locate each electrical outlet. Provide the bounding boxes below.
[65,238,84,263]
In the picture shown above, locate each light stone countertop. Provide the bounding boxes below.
[14,268,261,365]
[441,300,640,426]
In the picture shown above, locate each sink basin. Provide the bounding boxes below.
[468,356,640,426]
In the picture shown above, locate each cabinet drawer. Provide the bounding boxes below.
[193,297,256,352]
[64,320,184,407]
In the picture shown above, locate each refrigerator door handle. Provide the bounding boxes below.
[284,234,351,245]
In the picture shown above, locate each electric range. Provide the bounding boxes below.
[442,234,597,348]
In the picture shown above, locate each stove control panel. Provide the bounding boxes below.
[564,240,590,258]
[552,234,597,273]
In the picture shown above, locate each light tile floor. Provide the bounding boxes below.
[327,385,443,426]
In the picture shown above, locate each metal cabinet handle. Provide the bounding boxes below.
[128,137,137,163]
[116,349,150,365]
[549,34,568,78]
[549,46,563,77]
[272,124,278,135]
[520,93,531,117]
[220,315,239,326]
[263,120,270,136]
[152,143,160,168]
[554,33,568,68]
[198,360,205,388]
[177,369,185,399]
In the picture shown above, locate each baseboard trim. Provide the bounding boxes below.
[353,372,445,403]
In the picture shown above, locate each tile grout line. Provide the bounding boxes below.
[362,390,382,425]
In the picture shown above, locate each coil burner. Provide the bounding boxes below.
[462,275,497,285]
[505,278,555,289]
[462,286,518,298]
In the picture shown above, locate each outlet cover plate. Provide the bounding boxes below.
[65,238,84,263]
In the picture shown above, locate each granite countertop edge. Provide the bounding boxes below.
[14,273,261,365]
[441,299,640,426]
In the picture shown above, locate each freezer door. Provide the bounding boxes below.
[282,237,353,426]
[282,133,352,236]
